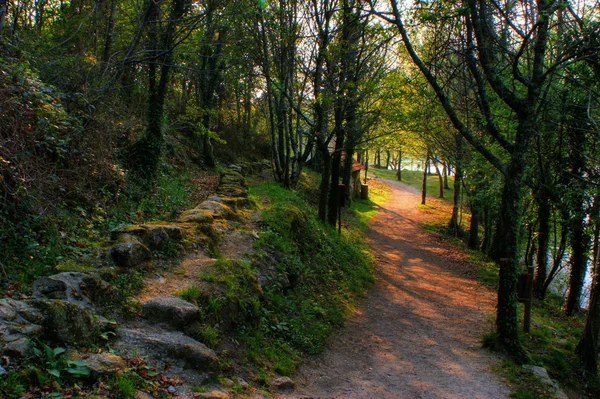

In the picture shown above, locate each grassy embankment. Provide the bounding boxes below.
[234,173,390,382]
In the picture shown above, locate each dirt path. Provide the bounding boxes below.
[280,178,510,399]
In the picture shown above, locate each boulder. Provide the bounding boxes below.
[110,235,152,268]
[3,336,33,358]
[29,299,98,346]
[141,297,201,328]
[110,224,147,241]
[32,277,69,300]
[117,328,219,372]
[197,201,235,220]
[0,299,44,358]
[144,225,185,250]
[178,208,215,224]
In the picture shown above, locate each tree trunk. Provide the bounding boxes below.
[421,152,428,205]
[318,143,331,222]
[433,158,444,198]
[443,163,450,189]
[102,0,117,63]
[449,135,463,235]
[397,149,402,181]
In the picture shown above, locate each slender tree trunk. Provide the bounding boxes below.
[443,163,450,189]
[433,158,444,198]
[421,152,428,205]
[318,144,331,222]
[449,135,463,235]
[397,149,402,181]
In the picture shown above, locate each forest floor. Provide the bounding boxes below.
[279,177,511,399]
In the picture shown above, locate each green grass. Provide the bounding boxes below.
[178,284,202,304]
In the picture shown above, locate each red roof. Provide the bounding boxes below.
[352,161,366,172]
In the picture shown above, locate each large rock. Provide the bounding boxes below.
[110,235,152,268]
[29,299,98,346]
[110,224,147,241]
[197,201,235,220]
[111,224,185,251]
[141,297,200,328]
[178,208,215,224]
[144,225,185,250]
[117,328,219,372]
[32,272,117,308]
[0,299,44,358]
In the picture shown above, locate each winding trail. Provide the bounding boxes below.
[280,178,510,399]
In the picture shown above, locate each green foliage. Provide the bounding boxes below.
[179,284,202,304]
[112,373,138,399]
[195,325,220,348]
[0,371,26,399]
[32,340,90,382]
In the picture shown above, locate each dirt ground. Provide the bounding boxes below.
[278,178,511,399]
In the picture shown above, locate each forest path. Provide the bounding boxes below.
[279,178,510,399]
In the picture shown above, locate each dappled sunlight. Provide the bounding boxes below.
[287,178,508,399]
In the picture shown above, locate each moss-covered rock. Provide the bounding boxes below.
[55,260,98,273]
[109,235,152,268]
[197,200,235,220]
[178,208,215,224]
[110,224,147,241]
[144,224,185,250]
[29,299,99,346]
[219,197,249,210]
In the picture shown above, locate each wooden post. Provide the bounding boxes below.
[361,184,369,200]
[516,261,534,333]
